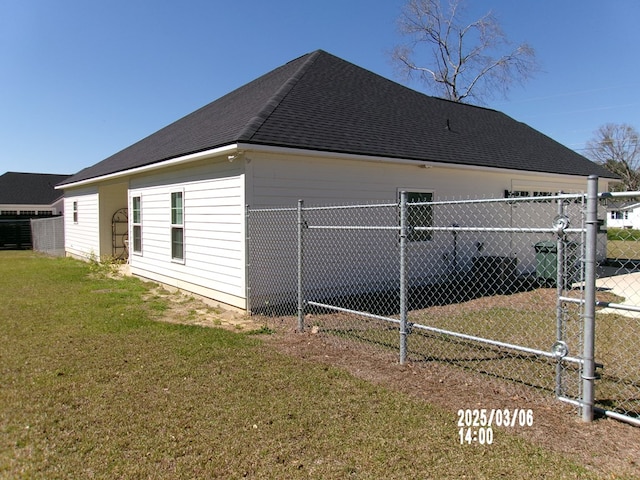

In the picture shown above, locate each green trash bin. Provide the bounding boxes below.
[534,241,557,285]
[534,240,580,287]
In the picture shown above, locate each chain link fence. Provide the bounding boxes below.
[248,180,640,427]
[591,193,640,424]
[31,216,65,257]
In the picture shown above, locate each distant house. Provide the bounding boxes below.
[0,172,69,217]
[0,172,70,250]
[607,202,640,230]
[58,50,617,310]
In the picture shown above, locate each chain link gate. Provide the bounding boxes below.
[248,177,639,426]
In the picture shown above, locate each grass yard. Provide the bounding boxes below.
[607,228,640,259]
[308,285,640,420]
[0,252,630,479]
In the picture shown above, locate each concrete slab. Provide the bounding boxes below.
[595,271,640,318]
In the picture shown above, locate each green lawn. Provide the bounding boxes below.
[0,252,600,478]
[607,229,640,259]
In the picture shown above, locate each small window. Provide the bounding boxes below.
[132,196,142,254]
[404,191,433,242]
[505,190,530,198]
[170,192,184,261]
[73,202,78,223]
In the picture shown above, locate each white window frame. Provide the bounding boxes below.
[170,190,185,263]
[131,195,142,255]
[73,201,78,223]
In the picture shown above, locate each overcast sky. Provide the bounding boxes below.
[1,0,639,175]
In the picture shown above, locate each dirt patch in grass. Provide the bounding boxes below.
[142,283,263,332]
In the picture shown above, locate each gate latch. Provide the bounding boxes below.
[552,215,570,235]
[551,341,569,360]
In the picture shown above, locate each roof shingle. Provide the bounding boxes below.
[0,172,70,205]
[60,50,614,186]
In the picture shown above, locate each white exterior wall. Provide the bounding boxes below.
[60,148,611,312]
[246,152,610,305]
[629,208,640,230]
[128,159,246,308]
[246,152,603,206]
[607,205,640,230]
[63,187,100,259]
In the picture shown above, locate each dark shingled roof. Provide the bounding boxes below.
[0,172,70,205]
[60,50,614,186]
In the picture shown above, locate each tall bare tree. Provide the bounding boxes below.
[392,0,538,104]
[586,123,640,191]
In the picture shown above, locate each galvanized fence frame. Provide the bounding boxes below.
[248,176,640,427]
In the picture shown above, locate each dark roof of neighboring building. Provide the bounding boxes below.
[607,201,640,211]
[0,172,71,205]
[60,49,614,186]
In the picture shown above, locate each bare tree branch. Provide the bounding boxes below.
[392,0,539,104]
[586,123,640,191]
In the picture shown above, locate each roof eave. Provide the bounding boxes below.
[57,144,240,189]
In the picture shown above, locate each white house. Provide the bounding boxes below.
[57,50,616,310]
[607,202,640,230]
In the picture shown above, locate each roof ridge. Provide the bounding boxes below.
[2,171,70,176]
[237,50,324,142]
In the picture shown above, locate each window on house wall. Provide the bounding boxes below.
[132,196,142,254]
[611,211,629,220]
[73,202,78,223]
[403,191,433,241]
[1,210,17,216]
[170,192,184,261]
[505,190,530,198]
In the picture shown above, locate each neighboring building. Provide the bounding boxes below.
[0,171,70,250]
[0,172,69,217]
[57,50,617,310]
[607,202,640,230]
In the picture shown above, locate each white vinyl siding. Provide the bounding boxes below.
[64,188,100,259]
[128,160,245,308]
[246,152,607,304]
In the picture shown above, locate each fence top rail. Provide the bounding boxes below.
[248,202,398,213]
[599,191,640,200]
[248,192,592,213]
[248,206,298,213]
[410,192,586,207]
[302,202,398,211]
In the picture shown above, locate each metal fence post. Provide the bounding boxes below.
[399,191,408,365]
[582,175,598,422]
[555,194,565,397]
[297,199,305,332]
[245,204,252,315]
